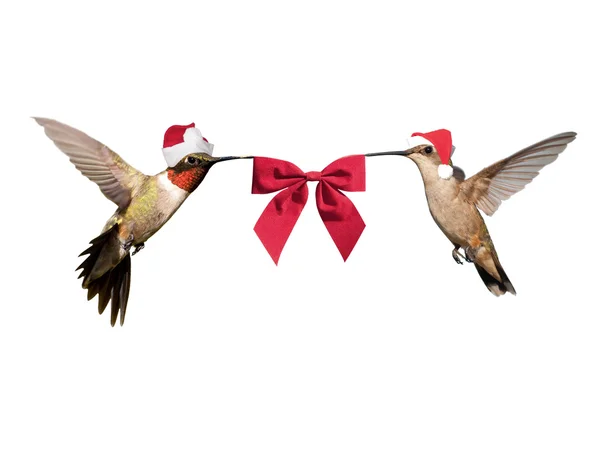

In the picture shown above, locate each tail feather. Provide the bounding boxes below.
[77,225,132,326]
[475,251,516,296]
[495,260,516,295]
[108,256,131,326]
[118,261,131,325]
[475,264,507,296]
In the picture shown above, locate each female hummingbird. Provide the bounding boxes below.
[34,118,250,326]
[367,129,577,296]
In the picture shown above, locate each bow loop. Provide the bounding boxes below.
[320,155,366,192]
[252,155,366,264]
[252,158,306,194]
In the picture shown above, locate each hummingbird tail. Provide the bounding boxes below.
[474,258,516,297]
[76,225,132,326]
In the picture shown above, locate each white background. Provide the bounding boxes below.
[1,1,598,450]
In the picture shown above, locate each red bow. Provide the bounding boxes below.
[252,155,366,264]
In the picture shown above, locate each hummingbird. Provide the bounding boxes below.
[367,129,577,295]
[34,118,250,326]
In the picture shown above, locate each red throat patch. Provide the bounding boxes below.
[167,167,208,193]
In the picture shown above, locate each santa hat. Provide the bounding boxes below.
[162,123,214,167]
[407,129,454,179]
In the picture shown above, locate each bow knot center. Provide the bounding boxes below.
[305,171,322,182]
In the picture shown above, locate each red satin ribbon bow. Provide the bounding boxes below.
[252,155,366,264]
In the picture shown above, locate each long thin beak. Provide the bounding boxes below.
[209,155,254,164]
[365,150,412,157]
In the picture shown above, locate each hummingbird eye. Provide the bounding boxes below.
[186,156,197,165]
[424,146,433,154]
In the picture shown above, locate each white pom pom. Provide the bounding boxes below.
[438,164,453,179]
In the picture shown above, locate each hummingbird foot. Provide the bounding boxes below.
[122,234,135,252]
[132,243,145,256]
[464,246,477,263]
[452,247,464,265]
[452,244,472,265]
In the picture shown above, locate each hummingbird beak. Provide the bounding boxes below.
[207,155,254,165]
[365,148,414,157]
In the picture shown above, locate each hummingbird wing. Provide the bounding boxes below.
[34,117,144,209]
[461,132,577,216]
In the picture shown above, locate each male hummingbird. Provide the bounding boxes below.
[367,129,577,295]
[34,118,250,325]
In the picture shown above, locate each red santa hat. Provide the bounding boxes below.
[162,123,214,167]
[407,129,454,179]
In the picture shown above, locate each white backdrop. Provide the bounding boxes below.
[1,1,598,450]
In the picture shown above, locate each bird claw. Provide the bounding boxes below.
[132,243,145,256]
[465,247,476,263]
[122,234,134,252]
[453,246,476,265]
[452,248,464,265]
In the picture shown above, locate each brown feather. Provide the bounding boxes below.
[33,117,146,209]
[461,132,577,216]
[76,225,133,326]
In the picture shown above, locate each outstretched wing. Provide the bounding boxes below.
[34,117,145,209]
[461,132,577,216]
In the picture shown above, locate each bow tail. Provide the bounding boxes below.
[316,183,366,261]
[253,182,309,264]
